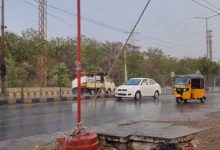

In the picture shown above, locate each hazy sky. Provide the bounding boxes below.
[5,0,220,60]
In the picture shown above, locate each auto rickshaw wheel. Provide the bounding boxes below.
[176,98,181,104]
[184,100,187,104]
[200,98,205,103]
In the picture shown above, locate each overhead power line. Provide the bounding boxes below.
[82,0,153,123]
[192,0,220,14]
[23,0,206,57]
[30,0,127,33]
[23,0,73,26]
[107,0,152,76]
[202,0,220,11]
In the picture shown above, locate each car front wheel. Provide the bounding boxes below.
[134,91,142,100]
[153,91,159,99]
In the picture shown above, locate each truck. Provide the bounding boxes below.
[72,73,115,95]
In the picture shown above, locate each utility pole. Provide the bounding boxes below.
[205,18,209,59]
[0,0,6,95]
[77,0,82,130]
[124,32,139,82]
[38,0,47,86]
[194,14,219,60]
[208,30,213,61]
[124,46,127,82]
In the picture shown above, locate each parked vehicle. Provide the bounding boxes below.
[72,73,115,95]
[115,78,161,100]
[173,74,206,104]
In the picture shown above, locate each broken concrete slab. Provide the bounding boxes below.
[96,121,207,150]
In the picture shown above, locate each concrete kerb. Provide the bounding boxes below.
[0,95,115,105]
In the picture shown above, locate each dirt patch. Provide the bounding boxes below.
[190,112,220,150]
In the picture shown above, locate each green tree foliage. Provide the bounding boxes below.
[127,50,146,78]
[52,62,70,87]
[3,29,220,88]
[198,57,219,76]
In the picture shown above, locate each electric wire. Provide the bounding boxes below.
[202,0,220,12]
[30,0,127,34]
[23,0,73,27]
[23,0,195,55]
[192,0,220,14]
[23,1,218,61]
[82,0,153,123]
[23,0,209,67]
[24,0,210,56]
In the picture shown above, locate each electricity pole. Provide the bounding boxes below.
[208,30,213,61]
[194,14,219,60]
[124,47,127,82]
[124,32,139,82]
[0,0,6,95]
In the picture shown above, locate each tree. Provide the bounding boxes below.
[198,57,219,87]
[52,62,70,97]
[127,50,146,78]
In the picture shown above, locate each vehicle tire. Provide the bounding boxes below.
[184,100,187,104]
[134,91,142,100]
[117,97,122,101]
[200,98,205,103]
[176,98,181,104]
[90,89,96,95]
[100,88,106,95]
[153,91,159,99]
[106,88,111,95]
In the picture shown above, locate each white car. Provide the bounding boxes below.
[115,78,161,100]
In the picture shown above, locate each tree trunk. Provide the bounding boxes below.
[60,86,62,97]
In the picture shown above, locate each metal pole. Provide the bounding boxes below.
[77,0,82,130]
[194,15,220,59]
[0,0,6,95]
[209,30,213,61]
[205,19,209,59]
[124,48,127,82]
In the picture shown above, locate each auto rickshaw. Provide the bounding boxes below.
[173,74,206,104]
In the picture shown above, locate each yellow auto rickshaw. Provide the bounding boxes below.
[173,74,206,104]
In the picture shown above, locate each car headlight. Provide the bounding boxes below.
[183,88,189,92]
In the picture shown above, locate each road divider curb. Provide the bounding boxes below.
[0,95,115,105]
[7,90,73,99]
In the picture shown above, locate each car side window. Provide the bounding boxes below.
[149,79,156,85]
[141,79,148,85]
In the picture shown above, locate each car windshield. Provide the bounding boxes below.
[174,77,189,85]
[125,79,142,85]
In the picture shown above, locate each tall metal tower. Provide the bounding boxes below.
[38,0,47,86]
[39,0,47,39]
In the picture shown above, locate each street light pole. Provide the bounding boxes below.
[205,18,209,58]
[194,14,220,60]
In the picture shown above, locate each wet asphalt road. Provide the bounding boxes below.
[0,93,220,141]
